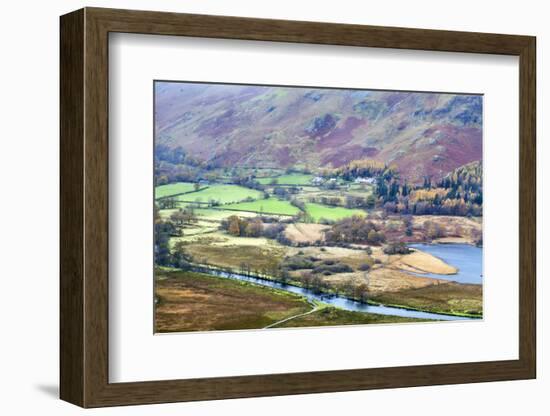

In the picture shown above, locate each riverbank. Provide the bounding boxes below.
[155,270,431,333]
[188,246,482,317]
[270,305,431,329]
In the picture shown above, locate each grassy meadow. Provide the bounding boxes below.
[304,202,366,222]
[175,184,264,204]
[224,197,300,216]
[155,182,200,198]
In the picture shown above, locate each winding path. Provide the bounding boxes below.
[263,306,320,329]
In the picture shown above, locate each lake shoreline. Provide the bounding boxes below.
[406,243,483,285]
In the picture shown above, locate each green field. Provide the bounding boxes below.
[155,182,199,199]
[257,173,314,186]
[305,202,365,222]
[223,197,301,216]
[176,184,263,205]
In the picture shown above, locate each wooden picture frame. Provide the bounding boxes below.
[60,7,536,408]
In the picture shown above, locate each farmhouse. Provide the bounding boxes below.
[354,177,376,185]
[311,176,325,185]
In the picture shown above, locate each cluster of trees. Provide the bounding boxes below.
[220,215,263,237]
[171,241,194,270]
[275,256,370,300]
[345,194,376,209]
[219,215,290,243]
[334,159,395,180]
[382,197,482,217]
[281,267,371,301]
[376,176,410,203]
[158,197,178,209]
[154,205,197,268]
[169,208,198,234]
[295,272,371,302]
[279,260,371,301]
[280,255,353,275]
[280,255,319,271]
[234,261,289,283]
[338,279,370,302]
[325,216,386,245]
[155,144,215,185]
[437,162,483,205]
[272,185,300,198]
[154,223,193,269]
[312,260,353,275]
[383,242,412,255]
[374,163,483,217]
[154,220,175,266]
[300,272,331,294]
[155,144,202,167]
[231,175,265,191]
[423,220,445,240]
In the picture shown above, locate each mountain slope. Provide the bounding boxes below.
[154,82,482,183]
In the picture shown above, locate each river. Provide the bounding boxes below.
[194,262,478,322]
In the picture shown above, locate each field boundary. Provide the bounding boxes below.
[216,206,296,217]
[155,185,209,200]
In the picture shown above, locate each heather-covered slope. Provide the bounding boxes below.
[154,82,482,183]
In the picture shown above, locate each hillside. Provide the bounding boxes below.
[154,82,482,183]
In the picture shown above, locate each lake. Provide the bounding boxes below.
[408,243,483,284]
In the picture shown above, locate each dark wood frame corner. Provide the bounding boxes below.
[60,7,536,408]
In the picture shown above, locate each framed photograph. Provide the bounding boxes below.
[60,7,536,408]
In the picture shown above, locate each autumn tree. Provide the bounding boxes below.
[228,216,241,236]
[245,218,263,237]
[423,220,444,239]
[325,216,385,245]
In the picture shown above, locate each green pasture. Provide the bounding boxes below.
[304,202,366,222]
[155,182,200,199]
[223,197,300,216]
[176,184,263,205]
